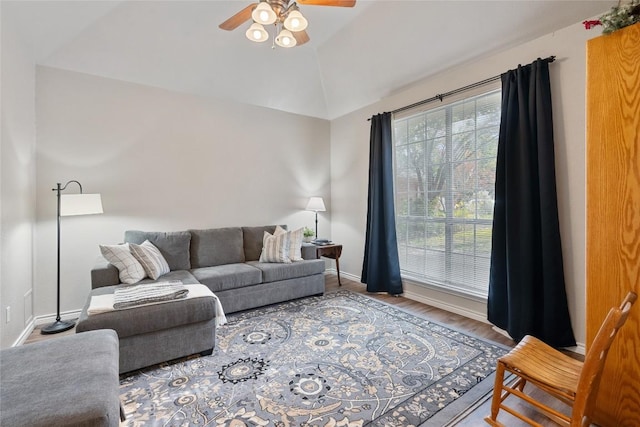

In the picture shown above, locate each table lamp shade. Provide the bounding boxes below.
[306,197,326,212]
[60,194,103,216]
[306,197,326,241]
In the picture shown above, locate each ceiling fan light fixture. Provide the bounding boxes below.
[275,29,297,48]
[284,9,308,32]
[246,22,269,42]
[252,1,277,25]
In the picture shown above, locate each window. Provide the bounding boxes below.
[393,89,501,298]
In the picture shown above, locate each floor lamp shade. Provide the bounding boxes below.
[60,194,103,216]
[41,181,103,335]
[306,197,326,240]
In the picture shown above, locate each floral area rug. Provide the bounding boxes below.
[120,290,508,426]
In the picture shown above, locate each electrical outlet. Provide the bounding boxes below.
[6,306,10,323]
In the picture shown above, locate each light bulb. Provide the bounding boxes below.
[275,29,297,48]
[246,23,268,42]
[284,9,308,32]
[251,2,277,25]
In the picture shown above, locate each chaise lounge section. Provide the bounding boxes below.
[77,284,218,373]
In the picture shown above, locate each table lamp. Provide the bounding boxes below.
[305,197,326,241]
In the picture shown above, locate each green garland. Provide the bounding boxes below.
[600,0,640,34]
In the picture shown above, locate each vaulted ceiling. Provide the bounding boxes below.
[4,0,613,119]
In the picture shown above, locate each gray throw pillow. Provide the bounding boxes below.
[242,225,280,261]
[124,230,191,271]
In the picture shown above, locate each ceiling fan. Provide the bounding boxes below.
[219,0,356,48]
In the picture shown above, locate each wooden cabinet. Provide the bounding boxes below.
[586,23,640,427]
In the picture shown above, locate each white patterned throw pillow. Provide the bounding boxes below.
[275,225,304,262]
[259,231,291,263]
[130,240,171,280]
[100,243,146,284]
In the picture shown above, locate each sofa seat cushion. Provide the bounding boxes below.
[191,263,262,293]
[190,227,245,268]
[138,269,200,285]
[76,282,217,339]
[247,259,325,283]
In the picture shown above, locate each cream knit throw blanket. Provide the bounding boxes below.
[113,281,188,309]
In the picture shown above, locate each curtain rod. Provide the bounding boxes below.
[368,55,556,121]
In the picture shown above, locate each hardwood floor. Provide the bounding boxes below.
[25,273,582,426]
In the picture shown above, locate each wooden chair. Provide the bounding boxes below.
[484,291,637,427]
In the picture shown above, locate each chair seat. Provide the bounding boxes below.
[500,335,582,397]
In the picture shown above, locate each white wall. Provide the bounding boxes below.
[34,67,331,318]
[1,16,37,348]
[330,20,600,349]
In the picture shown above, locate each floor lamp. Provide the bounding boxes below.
[305,197,326,241]
[41,180,103,335]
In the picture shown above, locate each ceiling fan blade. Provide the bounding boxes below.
[297,0,356,6]
[293,30,310,46]
[219,3,257,31]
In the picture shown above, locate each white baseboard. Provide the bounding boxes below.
[326,269,360,283]
[328,271,487,323]
[12,319,36,347]
[403,289,490,324]
[491,325,512,339]
[339,271,361,282]
[569,343,586,355]
[12,309,81,347]
[34,309,82,326]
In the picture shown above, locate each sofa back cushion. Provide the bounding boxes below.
[124,230,191,271]
[242,225,281,261]
[190,227,245,268]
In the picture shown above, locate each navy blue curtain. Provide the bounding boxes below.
[488,58,576,347]
[361,112,403,295]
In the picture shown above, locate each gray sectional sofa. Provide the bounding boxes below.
[89,225,326,313]
[77,225,325,372]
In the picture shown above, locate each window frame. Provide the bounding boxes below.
[392,85,501,301]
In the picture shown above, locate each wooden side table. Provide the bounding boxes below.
[314,243,343,286]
